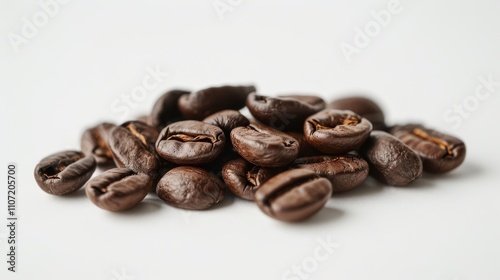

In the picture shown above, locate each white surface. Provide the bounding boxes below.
[1,1,500,279]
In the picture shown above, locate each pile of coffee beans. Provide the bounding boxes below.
[34,86,466,222]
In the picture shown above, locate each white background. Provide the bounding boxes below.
[1,0,500,279]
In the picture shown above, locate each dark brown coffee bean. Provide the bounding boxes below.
[246,93,326,131]
[254,169,332,222]
[222,158,283,201]
[231,123,299,167]
[81,122,116,167]
[156,166,225,210]
[290,155,369,193]
[85,168,151,211]
[203,110,250,138]
[34,151,96,195]
[202,148,240,179]
[156,120,226,165]
[286,132,320,157]
[150,89,189,129]
[304,109,373,154]
[109,121,161,179]
[360,131,423,186]
[178,85,256,120]
[328,96,387,130]
[390,124,466,173]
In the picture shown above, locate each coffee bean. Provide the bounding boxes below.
[246,93,326,131]
[202,110,250,138]
[222,158,283,201]
[286,132,320,157]
[156,120,226,165]
[360,131,423,186]
[304,109,373,154]
[178,85,256,120]
[231,123,300,167]
[290,155,369,193]
[254,169,332,222]
[81,122,116,167]
[390,124,466,173]
[328,96,387,130]
[85,168,151,211]
[150,89,189,129]
[156,166,225,210]
[109,121,161,179]
[34,151,96,195]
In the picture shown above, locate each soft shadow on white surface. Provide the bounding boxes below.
[301,207,345,226]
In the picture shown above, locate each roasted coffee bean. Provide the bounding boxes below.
[85,168,151,211]
[290,155,369,193]
[156,120,226,165]
[203,148,240,179]
[150,89,189,129]
[304,109,373,154]
[254,169,332,222]
[231,123,300,167]
[286,132,320,157]
[390,124,466,173]
[156,166,225,210]
[246,93,326,131]
[360,131,423,186]
[222,158,283,201]
[34,151,96,195]
[328,96,387,130]
[109,121,160,179]
[178,85,256,120]
[203,110,250,138]
[81,122,116,167]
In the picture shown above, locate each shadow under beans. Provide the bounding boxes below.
[57,188,88,199]
[206,189,236,211]
[113,196,164,216]
[332,177,384,199]
[423,160,483,181]
[299,207,345,226]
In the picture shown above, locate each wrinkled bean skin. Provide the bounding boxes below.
[246,93,326,131]
[290,155,369,193]
[156,120,226,165]
[328,96,387,131]
[178,85,256,120]
[109,121,161,180]
[304,109,373,154]
[81,122,116,167]
[390,124,466,173]
[254,169,333,222]
[85,168,151,211]
[34,151,96,195]
[150,89,189,129]
[222,158,283,200]
[203,110,250,139]
[231,123,300,167]
[156,166,225,210]
[360,131,423,186]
